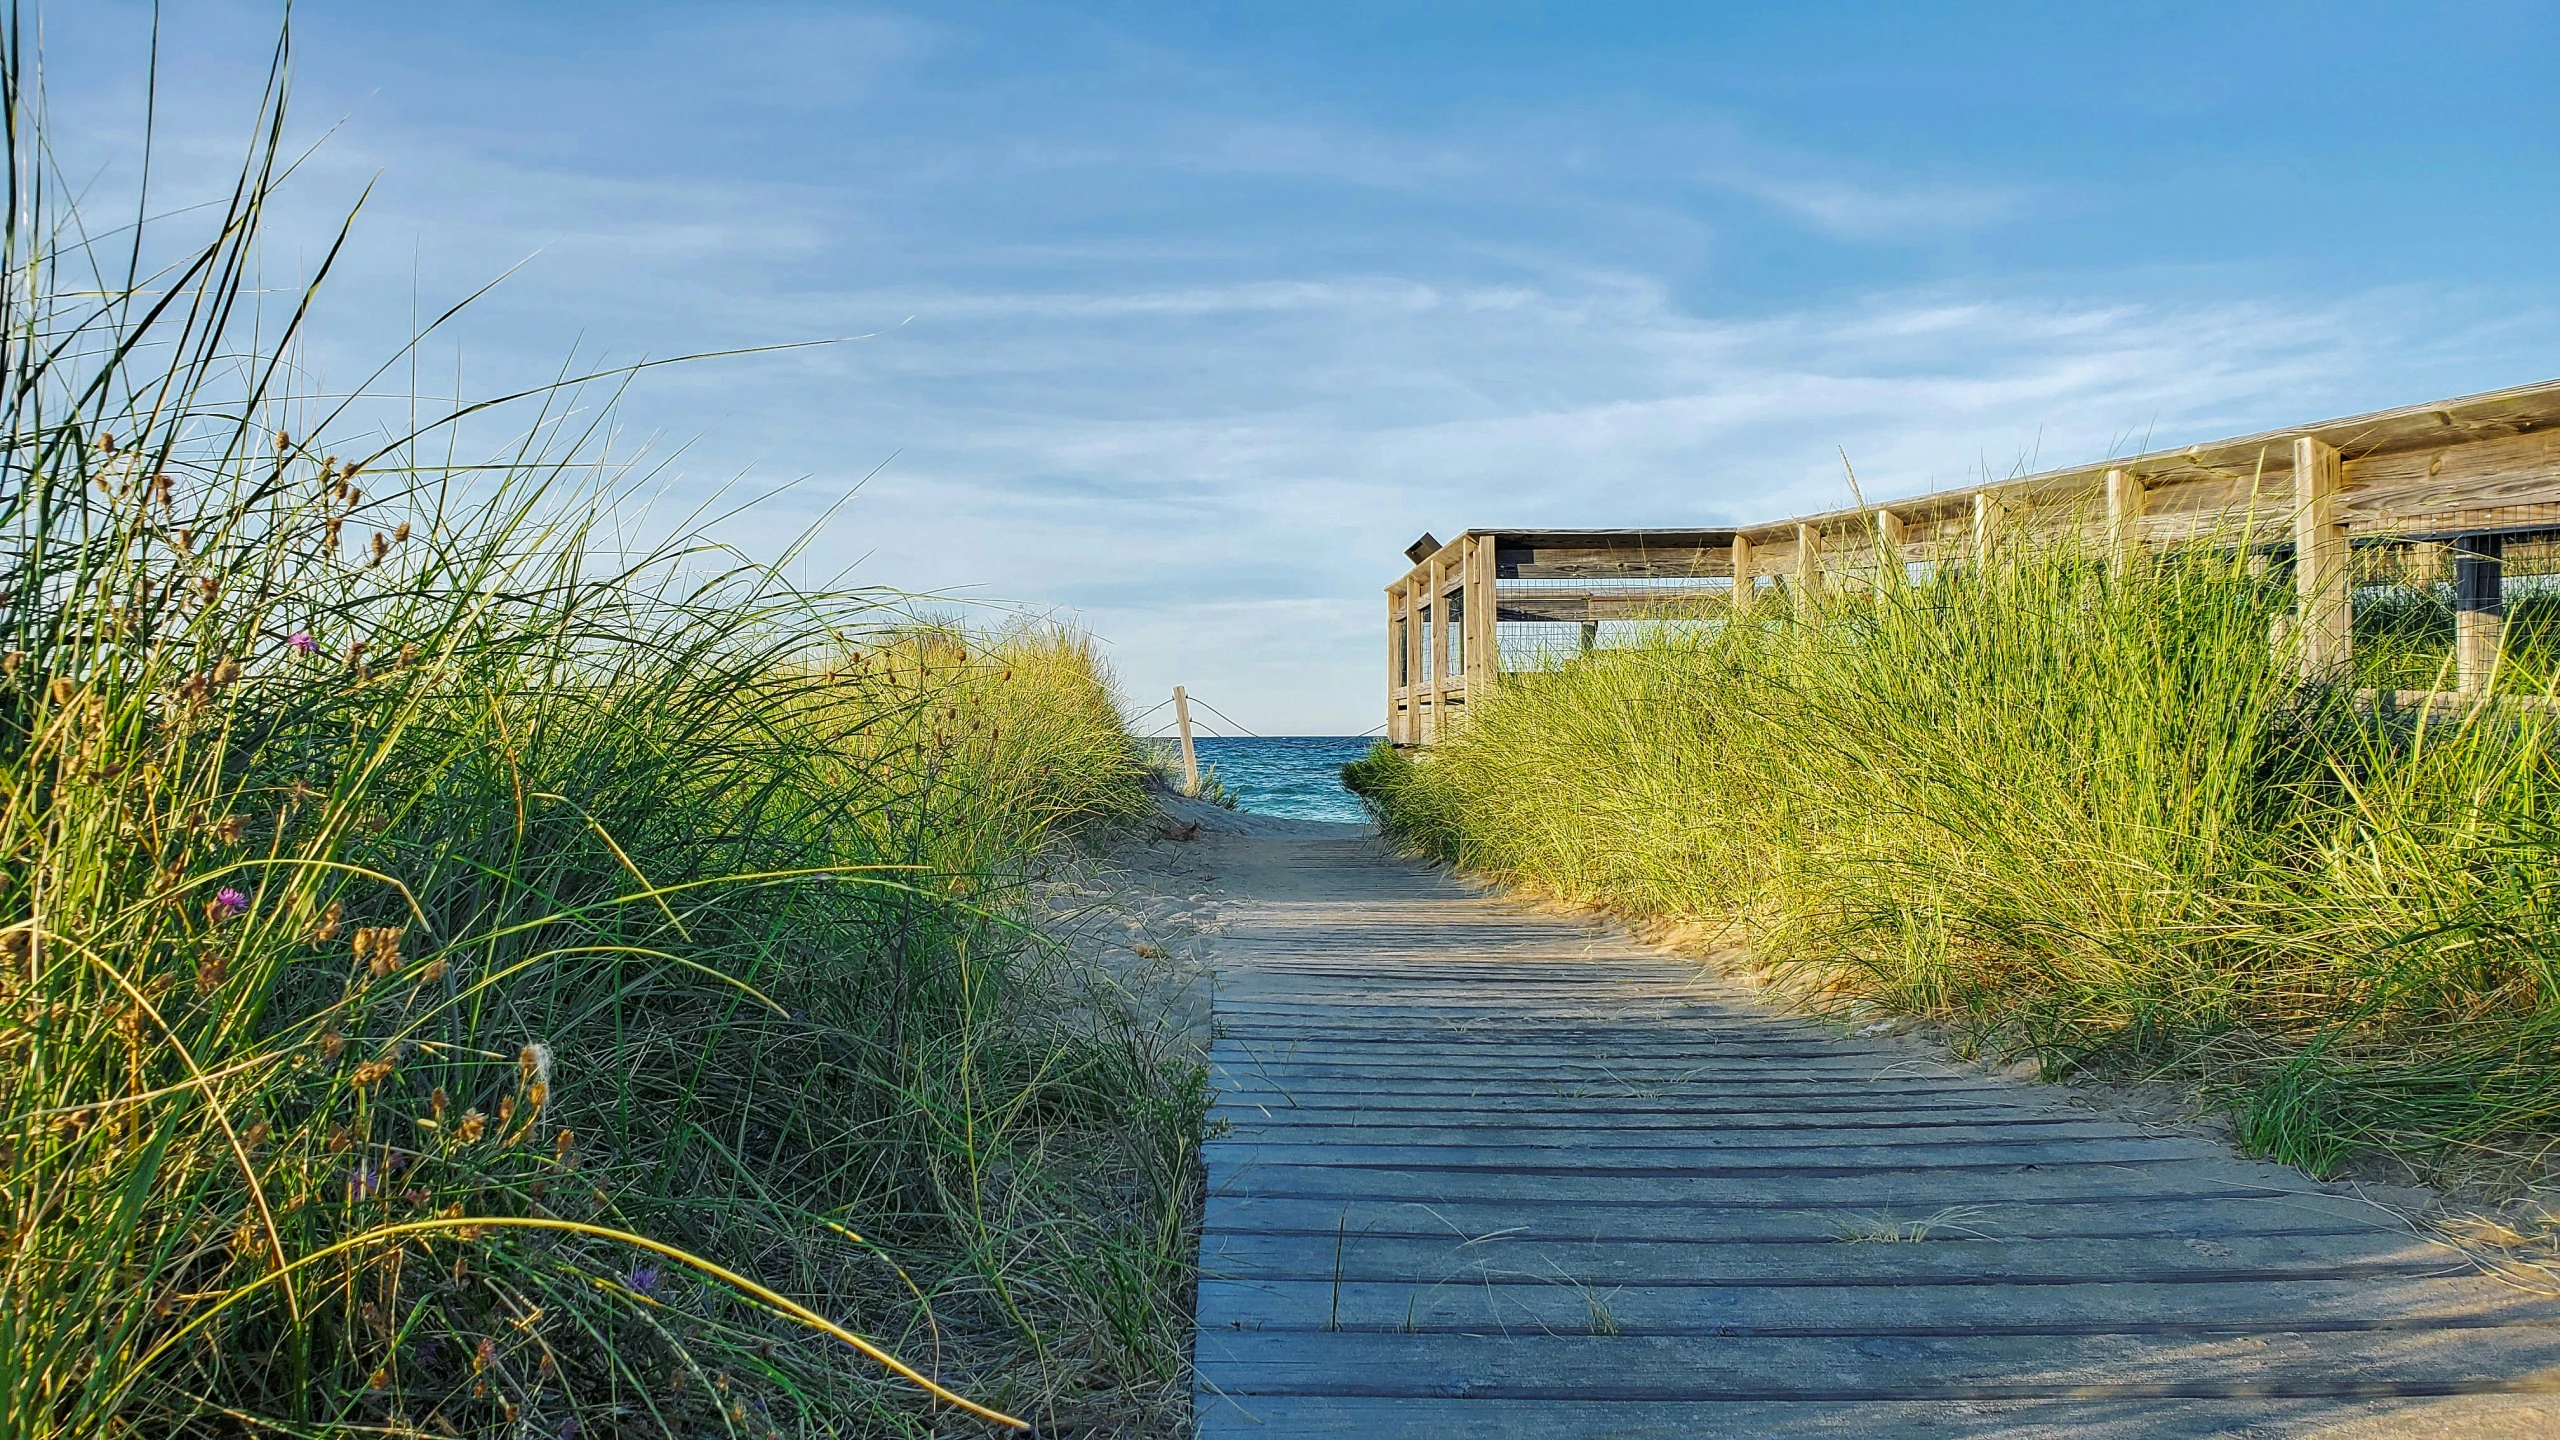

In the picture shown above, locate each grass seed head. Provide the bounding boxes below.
[353,926,404,976]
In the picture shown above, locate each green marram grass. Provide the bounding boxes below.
[2,15,1198,1440]
[1349,538,2560,1181]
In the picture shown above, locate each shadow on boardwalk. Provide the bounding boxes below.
[1184,820,2560,1440]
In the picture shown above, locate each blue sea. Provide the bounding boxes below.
[1164,736,1378,824]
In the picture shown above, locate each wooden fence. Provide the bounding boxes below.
[1386,376,2560,745]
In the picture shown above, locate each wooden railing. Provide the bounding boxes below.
[1387,377,2560,745]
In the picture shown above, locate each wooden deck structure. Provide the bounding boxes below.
[1195,834,2560,1437]
[1386,377,2560,743]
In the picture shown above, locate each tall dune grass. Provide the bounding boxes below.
[1349,542,2560,1178]
[2,17,1195,1439]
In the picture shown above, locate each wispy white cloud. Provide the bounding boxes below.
[1708,167,2035,239]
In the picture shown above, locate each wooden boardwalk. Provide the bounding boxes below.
[1192,834,2560,1438]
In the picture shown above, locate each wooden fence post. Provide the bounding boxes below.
[1873,509,1906,587]
[1171,686,1199,796]
[2455,533,2505,693]
[1468,534,1499,695]
[1404,567,1426,743]
[1425,548,1446,743]
[1795,524,1823,599]
[1730,532,1754,615]
[2293,436,2350,678]
[2106,468,2145,575]
[1452,537,1472,686]
[1973,491,2005,564]
[1385,582,1405,745]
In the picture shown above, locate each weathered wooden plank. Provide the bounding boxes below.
[1211,1118,2200,1148]
[1211,998,1745,1016]
[1196,1393,2560,1440]
[1201,1158,2336,1206]
[1199,1228,2455,1286]
[1197,1274,2546,1338]
[1210,1049,1981,1072]
[1210,1078,2041,1104]
[1210,1032,1911,1055]
[2344,425,2560,533]
[1205,1135,2229,1172]
[1716,378,2560,552]
[1216,1101,2081,1127]
[1210,1090,2052,1114]
[1208,1030,1945,1055]
[1210,1031,1944,1055]
[1192,1327,2560,1398]
[1209,1102,2064,1127]
[1210,977,1736,995]
[1493,585,1732,624]
[1492,539,1730,581]
[1202,1190,2396,1241]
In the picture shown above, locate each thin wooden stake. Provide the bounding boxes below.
[1172,686,1199,796]
[1730,532,1754,616]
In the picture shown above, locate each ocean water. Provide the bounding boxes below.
[1160,736,1378,824]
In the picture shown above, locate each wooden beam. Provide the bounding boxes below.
[1494,544,1728,580]
[1795,523,1823,598]
[2294,436,2351,678]
[2105,468,2146,575]
[1492,586,1731,624]
[1469,534,1500,691]
[1730,532,1754,616]
[1727,377,2560,550]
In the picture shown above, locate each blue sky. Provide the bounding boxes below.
[54,1,2560,732]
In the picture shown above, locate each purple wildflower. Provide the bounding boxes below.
[212,887,249,919]
[286,631,318,654]
[624,1264,661,1297]
[346,1162,380,1200]
[558,1419,581,1440]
